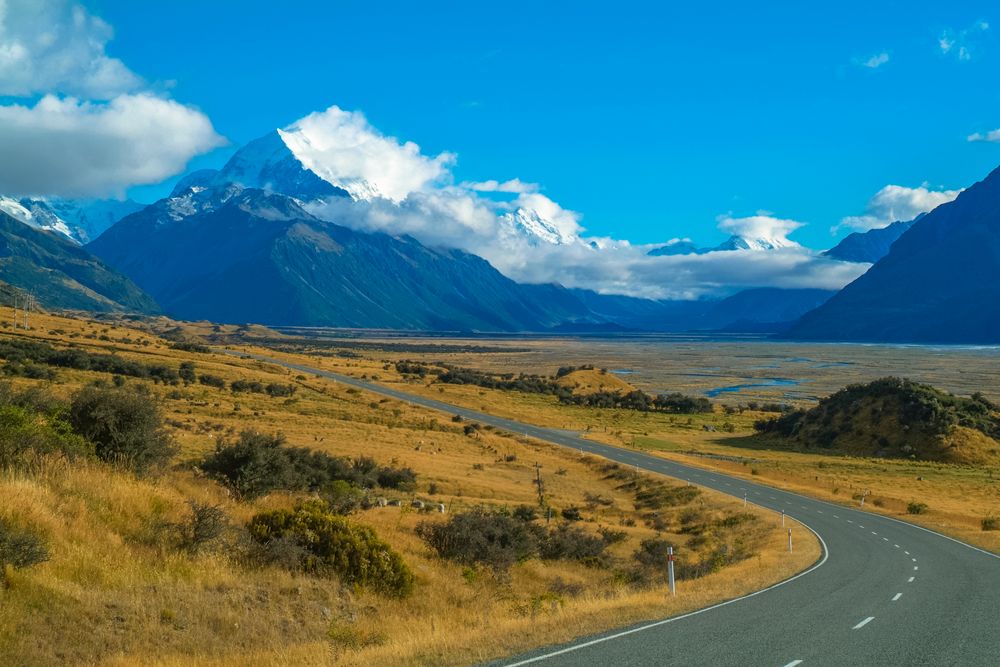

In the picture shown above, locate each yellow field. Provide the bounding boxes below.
[0,310,820,666]
[295,349,999,555]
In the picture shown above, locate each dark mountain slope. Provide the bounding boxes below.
[0,212,158,313]
[823,219,915,264]
[788,166,1000,343]
[88,188,596,330]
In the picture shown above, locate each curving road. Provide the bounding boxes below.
[233,351,1000,666]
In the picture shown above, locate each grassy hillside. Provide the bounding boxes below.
[755,377,1000,465]
[0,310,817,666]
[271,340,999,552]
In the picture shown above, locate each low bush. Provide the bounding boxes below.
[981,515,998,531]
[417,508,540,575]
[198,374,226,389]
[68,384,176,475]
[538,524,608,566]
[247,503,413,597]
[0,518,49,569]
[202,431,416,499]
[176,501,227,554]
[907,502,929,515]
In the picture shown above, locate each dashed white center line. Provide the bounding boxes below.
[853,616,875,630]
[847,519,854,524]
[859,525,865,529]
[833,514,840,518]
[908,576,915,583]
[911,558,917,562]
[782,661,804,667]
[894,544,899,548]
[892,593,902,601]
[914,566,919,571]
[818,510,824,514]
[904,551,910,555]
[871,531,878,535]
[882,537,889,542]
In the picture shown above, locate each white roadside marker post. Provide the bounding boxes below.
[743,491,748,508]
[788,528,793,553]
[667,546,676,596]
[781,509,785,526]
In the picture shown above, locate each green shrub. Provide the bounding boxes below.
[538,524,608,566]
[417,508,541,575]
[69,385,176,475]
[198,374,226,389]
[322,480,366,515]
[201,431,416,499]
[0,518,49,569]
[0,403,92,472]
[247,503,413,597]
[981,515,998,531]
[907,502,928,515]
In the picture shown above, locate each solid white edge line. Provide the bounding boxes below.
[852,616,875,630]
[499,522,830,666]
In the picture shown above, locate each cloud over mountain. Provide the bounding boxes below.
[836,184,961,232]
[285,105,865,299]
[0,0,223,197]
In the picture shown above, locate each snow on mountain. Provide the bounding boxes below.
[0,196,143,243]
[499,207,579,246]
[713,234,801,252]
[0,196,74,239]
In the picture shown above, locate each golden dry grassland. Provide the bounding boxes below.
[265,339,1000,554]
[0,311,820,666]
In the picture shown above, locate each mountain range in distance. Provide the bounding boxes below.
[1,119,996,342]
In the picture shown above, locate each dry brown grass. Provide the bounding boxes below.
[0,309,820,666]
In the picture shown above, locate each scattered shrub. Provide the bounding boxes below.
[417,508,540,575]
[248,503,413,597]
[907,502,928,515]
[68,384,176,475]
[981,515,998,531]
[202,431,415,499]
[539,524,608,566]
[177,501,227,554]
[198,374,226,389]
[0,518,49,569]
[512,505,538,522]
[561,507,583,522]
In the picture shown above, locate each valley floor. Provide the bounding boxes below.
[0,311,820,666]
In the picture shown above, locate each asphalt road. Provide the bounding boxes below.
[233,351,1000,666]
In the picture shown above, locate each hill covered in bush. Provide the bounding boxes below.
[754,377,1000,464]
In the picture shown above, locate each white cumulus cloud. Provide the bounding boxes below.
[836,184,961,232]
[279,106,454,203]
[0,94,225,198]
[0,0,141,98]
[0,0,223,198]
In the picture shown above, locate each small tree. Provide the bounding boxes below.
[178,362,196,385]
[68,385,176,475]
[0,518,49,569]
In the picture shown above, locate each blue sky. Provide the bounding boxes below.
[85,0,1000,249]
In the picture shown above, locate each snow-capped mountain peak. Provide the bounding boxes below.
[1,196,75,240]
[499,206,580,247]
[713,234,801,252]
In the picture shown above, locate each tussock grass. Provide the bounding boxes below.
[0,309,820,666]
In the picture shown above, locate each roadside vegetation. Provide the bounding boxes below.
[0,309,818,666]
